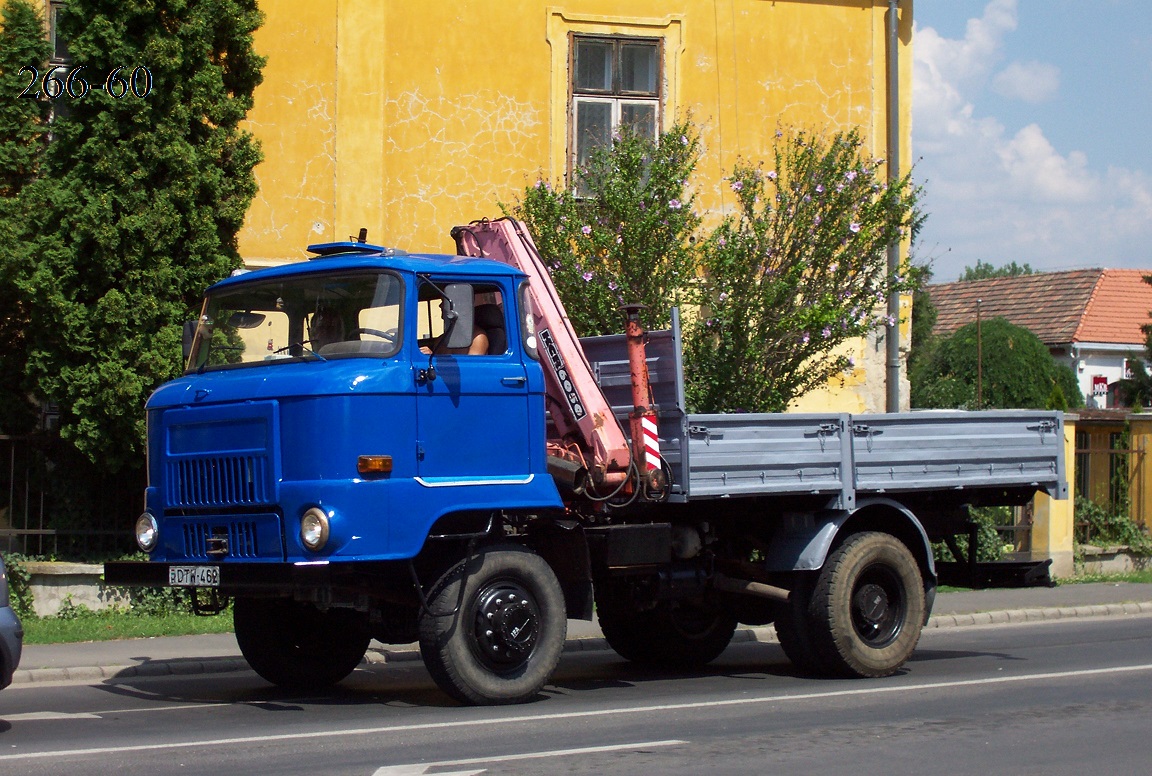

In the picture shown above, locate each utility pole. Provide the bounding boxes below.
[885,0,902,412]
[976,298,983,409]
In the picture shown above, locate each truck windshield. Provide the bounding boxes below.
[185,270,404,372]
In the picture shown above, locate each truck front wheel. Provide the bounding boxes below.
[418,545,567,705]
[807,531,926,678]
[233,596,370,691]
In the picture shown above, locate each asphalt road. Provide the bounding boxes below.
[1,613,1151,775]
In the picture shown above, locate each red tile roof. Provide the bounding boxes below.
[928,269,1152,346]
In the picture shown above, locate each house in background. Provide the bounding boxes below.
[928,269,1152,410]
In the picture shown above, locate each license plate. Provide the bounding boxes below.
[168,565,220,587]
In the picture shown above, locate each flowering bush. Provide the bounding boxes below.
[509,122,920,413]
[508,122,700,335]
[685,129,919,412]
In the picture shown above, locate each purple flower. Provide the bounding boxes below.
[801,332,810,344]
[822,326,832,339]
[718,292,729,302]
[669,199,683,210]
[845,170,858,181]
[776,129,783,138]
[815,184,825,194]
[849,222,861,233]
[681,135,689,146]
[885,314,896,327]
[731,180,744,192]
[717,236,727,247]
[766,170,778,181]
[582,271,594,282]
[608,281,618,291]
[581,225,592,236]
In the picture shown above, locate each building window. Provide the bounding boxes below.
[49,1,69,64]
[570,36,661,184]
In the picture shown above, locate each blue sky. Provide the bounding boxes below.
[912,0,1152,281]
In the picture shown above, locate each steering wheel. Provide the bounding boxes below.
[354,327,398,343]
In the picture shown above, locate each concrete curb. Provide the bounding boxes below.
[12,602,1152,687]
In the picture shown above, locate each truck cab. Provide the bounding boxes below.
[143,245,562,568]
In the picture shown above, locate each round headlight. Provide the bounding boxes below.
[135,512,159,552]
[300,507,330,551]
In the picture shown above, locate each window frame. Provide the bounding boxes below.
[568,34,663,184]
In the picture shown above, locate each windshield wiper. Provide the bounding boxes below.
[270,341,327,360]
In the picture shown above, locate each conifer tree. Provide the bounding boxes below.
[0,0,52,433]
[13,0,264,468]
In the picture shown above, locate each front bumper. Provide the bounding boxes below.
[104,560,339,595]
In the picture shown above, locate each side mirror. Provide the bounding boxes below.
[182,320,197,364]
[443,283,475,350]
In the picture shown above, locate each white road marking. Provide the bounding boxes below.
[370,740,688,775]
[2,663,1151,762]
[3,711,102,721]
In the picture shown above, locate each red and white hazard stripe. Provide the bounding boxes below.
[641,415,661,471]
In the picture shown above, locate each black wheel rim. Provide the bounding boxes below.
[471,578,541,673]
[850,563,906,648]
[668,601,723,640]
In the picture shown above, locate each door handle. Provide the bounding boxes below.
[501,376,527,386]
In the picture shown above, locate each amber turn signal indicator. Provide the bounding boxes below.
[357,455,393,474]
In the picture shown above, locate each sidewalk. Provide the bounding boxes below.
[12,582,1152,686]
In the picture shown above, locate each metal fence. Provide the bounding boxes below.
[1073,432,1147,542]
[0,434,135,559]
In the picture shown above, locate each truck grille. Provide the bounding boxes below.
[167,455,270,508]
[182,520,262,559]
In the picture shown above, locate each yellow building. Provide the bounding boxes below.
[238,1,913,411]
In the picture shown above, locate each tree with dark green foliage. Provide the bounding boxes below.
[0,0,52,434]
[11,0,264,470]
[959,259,1034,281]
[911,316,1083,410]
[906,263,937,391]
[0,0,50,197]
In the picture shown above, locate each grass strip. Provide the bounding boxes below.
[22,610,234,645]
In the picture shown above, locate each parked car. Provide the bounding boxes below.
[0,554,23,689]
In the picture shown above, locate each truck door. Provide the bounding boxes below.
[414,284,533,481]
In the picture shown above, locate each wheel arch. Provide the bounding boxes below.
[764,498,938,601]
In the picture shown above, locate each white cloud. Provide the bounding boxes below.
[997,124,1095,202]
[991,61,1060,103]
[912,0,1152,279]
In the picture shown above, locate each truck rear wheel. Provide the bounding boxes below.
[233,596,370,691]
[597,584,737,668]
[418,545,567,705]
[807,531,926,678]
[773,572,830,675]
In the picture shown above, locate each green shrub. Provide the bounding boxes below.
[932,506,1008,564]
[1075,496,1152,555]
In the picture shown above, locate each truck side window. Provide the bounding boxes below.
[419,283,504,356]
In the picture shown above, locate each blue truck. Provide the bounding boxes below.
[105,218,1067,705]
